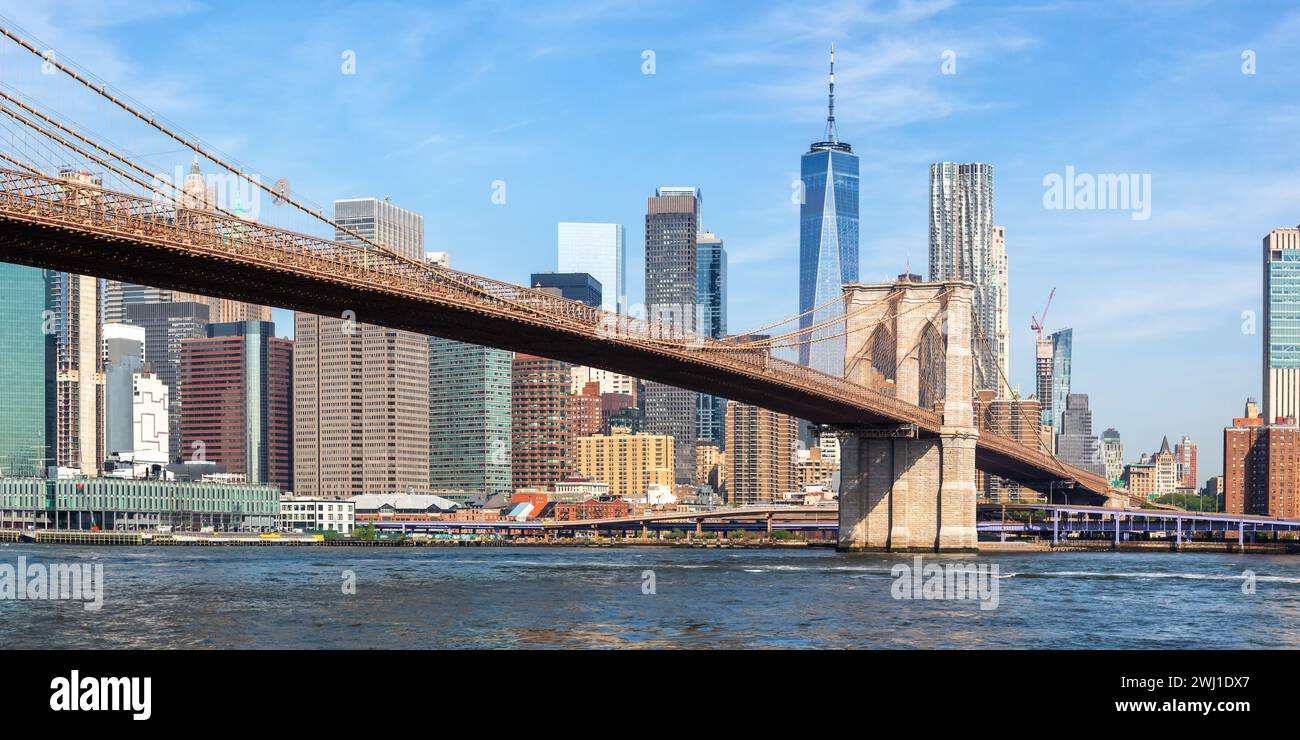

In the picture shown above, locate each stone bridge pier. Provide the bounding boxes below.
[837,278,978,552]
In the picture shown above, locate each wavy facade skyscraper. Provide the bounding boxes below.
[928,161,999,392]
[798,46,859,377]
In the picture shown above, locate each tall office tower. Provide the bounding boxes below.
[512,354,571,490]
[991,224,1009,386]
[1049,329,1073,434]
[645,186,702,483]
[102,323,168,464]
[294,198,430,499]
[337,197,425,261]
[0,264,53,477]
[558,222,626,314]
[529,272,603,307]
[696,232,728,338]
[1263,227,1300,423]
[696,231,728,447]
[1035,327,1073,435]
[1174,435,1198,489]
[1101,427,1124,483]
[1035,336,1054,427]
[724,401,798,506]
[928,162,998,392]
[124,301,210,463]
[428,337,512,498]
[799,46,859,376]
[180,321,292,490]
[1055,393,1104,477]
[49,271,104,476]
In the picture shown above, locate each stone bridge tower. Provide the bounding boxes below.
[837,278,978,552]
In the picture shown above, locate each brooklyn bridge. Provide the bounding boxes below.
[0,23,1124,551]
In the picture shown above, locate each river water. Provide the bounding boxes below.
[2,543,1298,649]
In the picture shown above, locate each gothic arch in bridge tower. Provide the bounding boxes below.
[863,324,897,395]
[917,319,947,412]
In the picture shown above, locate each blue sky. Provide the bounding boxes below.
[4,0,1299,478]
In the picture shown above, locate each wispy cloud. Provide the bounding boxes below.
[698,1,1037,128]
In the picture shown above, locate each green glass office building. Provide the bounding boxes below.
[0,264,52,477]
[428,337,512,497]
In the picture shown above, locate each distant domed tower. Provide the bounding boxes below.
[182,155,216,209]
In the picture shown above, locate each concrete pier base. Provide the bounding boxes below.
[837,434,977,552]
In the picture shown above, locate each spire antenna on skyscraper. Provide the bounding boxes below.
[825,43,838,143]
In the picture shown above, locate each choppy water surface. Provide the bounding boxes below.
[2,544,1298,648]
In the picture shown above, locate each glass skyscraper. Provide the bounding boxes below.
[799,47,859,377]
[644,187,701,482]
[0,264,52,477]
[1264,227,1300,423]
[558,222,625,314]
[428,337,513,498]
[1049,328,1073,435]
[696,232,727,446]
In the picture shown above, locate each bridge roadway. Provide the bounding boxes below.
[979,503,1300,546]
[0,169,1113,499]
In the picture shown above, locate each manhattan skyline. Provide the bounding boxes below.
[6,0,1299,477]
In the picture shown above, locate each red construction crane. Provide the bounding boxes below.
[1030,288,1056,338]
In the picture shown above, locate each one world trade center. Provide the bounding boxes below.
[798,45,859,377]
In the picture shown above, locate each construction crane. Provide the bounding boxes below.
[1030,287,1056,338]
